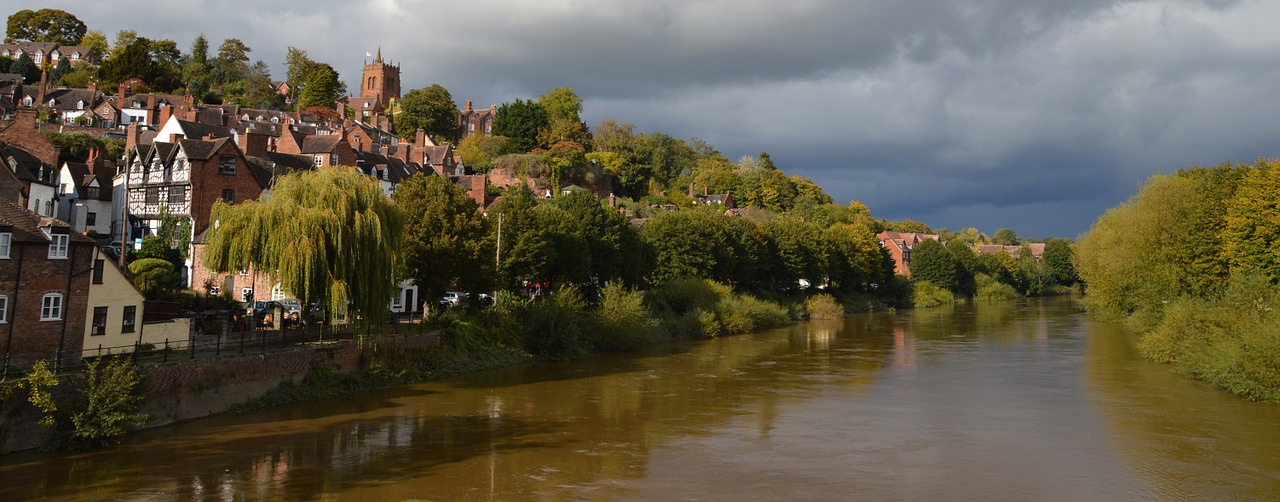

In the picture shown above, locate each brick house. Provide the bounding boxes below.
[0,42,95,67]
[458,100,496,140]
[274,126,357,168]
[0,200,95,369]
[0,110,60,217]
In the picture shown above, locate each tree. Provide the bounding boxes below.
[397,84,461,143]
[392,173,493,308]
[492,99,549,152]
[99,38,154,87]
[48,56,71,84]
[202,167,404,324]
[182,35,211,96]
[537,87,588,145]
[488,186,590,289]
[1042,238,1077,286]
[554,190,648,289]
[909,239,960,291]
[761,215,828,291]
[69,356,148,446]
[79,30,108,63]
[296,64,339,110]
[992,228,1020,246]
[212,38,251,83]
[9,51,38,84]
[825,222,885,292]
[5,9,85,45]
[457,134,511,169]
[945,239,978,296]
[1221,159,1280,284]
[883,219,933,234]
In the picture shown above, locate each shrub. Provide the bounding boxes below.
[650,278,732,316]
[590,284,660,351]
[911,281,955,308]
[69,356,148,446]
[515,285,588,359]
[805,294,844,319]
[717,294,791,335]
[975,273,1019,301]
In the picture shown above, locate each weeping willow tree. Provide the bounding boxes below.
[201,166,404,324]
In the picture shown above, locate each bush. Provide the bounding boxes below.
[69,356,148,446]
[1140,274,1280,403]
[975,273,1020,301]
[649,278,733,316]
[667,308,720,339]
[716,294,791,335]
[911,281,955,308]
[590,284,660,351]
[515,285,589,359]
[805,294,844,319]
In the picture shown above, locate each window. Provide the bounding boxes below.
[92,259,105,284]
[41,294,62,321]
[218,155,236,175]
[60,183,68,195]
[49,233,69,259]
[0,231,10,259]
[221,189,235,204]
[44,200,52,216]
[92,307,108,335]
[0,295,7,323]
[331,153,339,165]
[145,187,159,204]
[271,284,285,301]
[313,155,324,166]
[242,288,253,302]
[468,123,475,132]
[169,185,185,202]
[122,306,136,333]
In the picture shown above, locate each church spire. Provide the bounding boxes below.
[375,47,382,63]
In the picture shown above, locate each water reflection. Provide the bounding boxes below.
[2,297,1279,500]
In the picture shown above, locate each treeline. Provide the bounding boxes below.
[1074,159,1280,403]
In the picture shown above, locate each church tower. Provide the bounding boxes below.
[361,48,400,108]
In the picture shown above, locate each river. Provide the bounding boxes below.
[2,296,1279,501]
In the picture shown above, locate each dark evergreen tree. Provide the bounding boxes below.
[492,99,549,152]
[10,52,39,83]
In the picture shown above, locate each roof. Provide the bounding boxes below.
[299,134,342,154]
[0,199,93,243]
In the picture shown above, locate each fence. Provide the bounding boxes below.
[1,314,434,380]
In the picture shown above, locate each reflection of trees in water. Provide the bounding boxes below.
[0,312,900,500]
[1083,319,1280,500]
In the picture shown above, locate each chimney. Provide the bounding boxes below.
[146,95,156,125]
[609,193,616,208]
[704,185,708,196]
[239,132,270,157]
[379,144,390,158]
[117,82,126,104]
[35,71,47,107]
[86,147,100,169]
[415,128,426,147]
[689,182,695,198]
[158,104,174,128]
[87,81,96,92]
[125,122,140,154]
[394,143,410,163]
[464,100,472,112]
[169,133,183,143]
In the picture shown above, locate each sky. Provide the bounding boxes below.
[33,0,1280,238]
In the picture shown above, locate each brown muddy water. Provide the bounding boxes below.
[2,296,1279,501]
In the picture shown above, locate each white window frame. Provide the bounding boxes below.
[48,233,69,259]
[0,295,8,323]
[41,293,63,321]
[313,155,324,166]
[0,232,11,259]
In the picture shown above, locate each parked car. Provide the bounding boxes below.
[279,299,302,316]
[247,301,284,317]
[439,291,463,309]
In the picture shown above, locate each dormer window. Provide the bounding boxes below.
[77,100,85,109]
[271,117,279,123]
[45,227,70,259]
[22,96,31,106]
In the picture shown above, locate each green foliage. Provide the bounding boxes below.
[648,278,790,338]
[398,84,461,143]
[824,222,886,293]
[1221,159,1280,284]
[69,357,148,446]
[1074,174,1198,320]
[909,239,960,291]
[975,273,1020,301]
[9,51,38,84]
[761,216,827,290]
[297,64,339,110]
[1139,275,1280,403]
[48,56,71,83]
[590,283,660,351]
[537,87,589,145]
[202,167,403,325]
[992,228,1020,245]
[1041,238,1077,286]
[6,8,86,45]
[18,360,59,428]
[514,286,589,359]
[182,35,211,96]
[493,99,549,152]
[457,135,511,168]
[40,131,124,166]
[128,257,180,297]
[553,190,649,289]
[911,281,955,308]
[715,294,791,335]
[805,294,844,319]
[882,219,933,234]
[488,186,590,289]
[641,210,766,287]
[393,173,493,309]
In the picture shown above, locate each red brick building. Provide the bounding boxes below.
[0,200,95,370]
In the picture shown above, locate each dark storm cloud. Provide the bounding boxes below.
[47,0,1280,237]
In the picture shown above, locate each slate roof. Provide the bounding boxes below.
[0,199,93,243]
